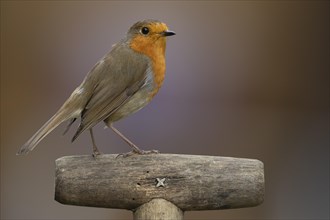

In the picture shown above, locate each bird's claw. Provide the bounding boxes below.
[92,150,103,158]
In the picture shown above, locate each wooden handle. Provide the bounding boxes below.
[55,154,264,211]
[134,198,183,220]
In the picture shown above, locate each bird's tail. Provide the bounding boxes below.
[17,108,74,155]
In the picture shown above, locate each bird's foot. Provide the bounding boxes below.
[117,147,159,158]
[92,149,103,158]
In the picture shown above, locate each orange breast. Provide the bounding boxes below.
[130,35,167,98]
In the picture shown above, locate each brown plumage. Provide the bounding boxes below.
[17,19,175,156]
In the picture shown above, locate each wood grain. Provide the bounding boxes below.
[133,198,183,220]
[55,154,264,211]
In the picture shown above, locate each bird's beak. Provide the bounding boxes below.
[162,30,176,37]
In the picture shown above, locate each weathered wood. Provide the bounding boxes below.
[55,154,264,211]
[133,198,183,220]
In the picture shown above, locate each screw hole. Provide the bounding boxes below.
[132,198,135,200]
[137,182,141,186]
[146,171,149,173]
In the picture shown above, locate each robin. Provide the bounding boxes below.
[17,19,175,157]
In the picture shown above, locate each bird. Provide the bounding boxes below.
[17,19,175,157]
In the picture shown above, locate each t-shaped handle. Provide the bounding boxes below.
[55,154,264,218]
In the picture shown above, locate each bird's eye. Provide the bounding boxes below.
[141,27,149,35]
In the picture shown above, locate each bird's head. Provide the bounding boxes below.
[127,20,175,58]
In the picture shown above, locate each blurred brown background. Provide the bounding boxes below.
[1,1,329,219]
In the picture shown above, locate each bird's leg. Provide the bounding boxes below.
[89,128,102,157]
[109,124,159,157]
[110,124,141,152]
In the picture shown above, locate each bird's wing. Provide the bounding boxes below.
[71,44,149,141]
